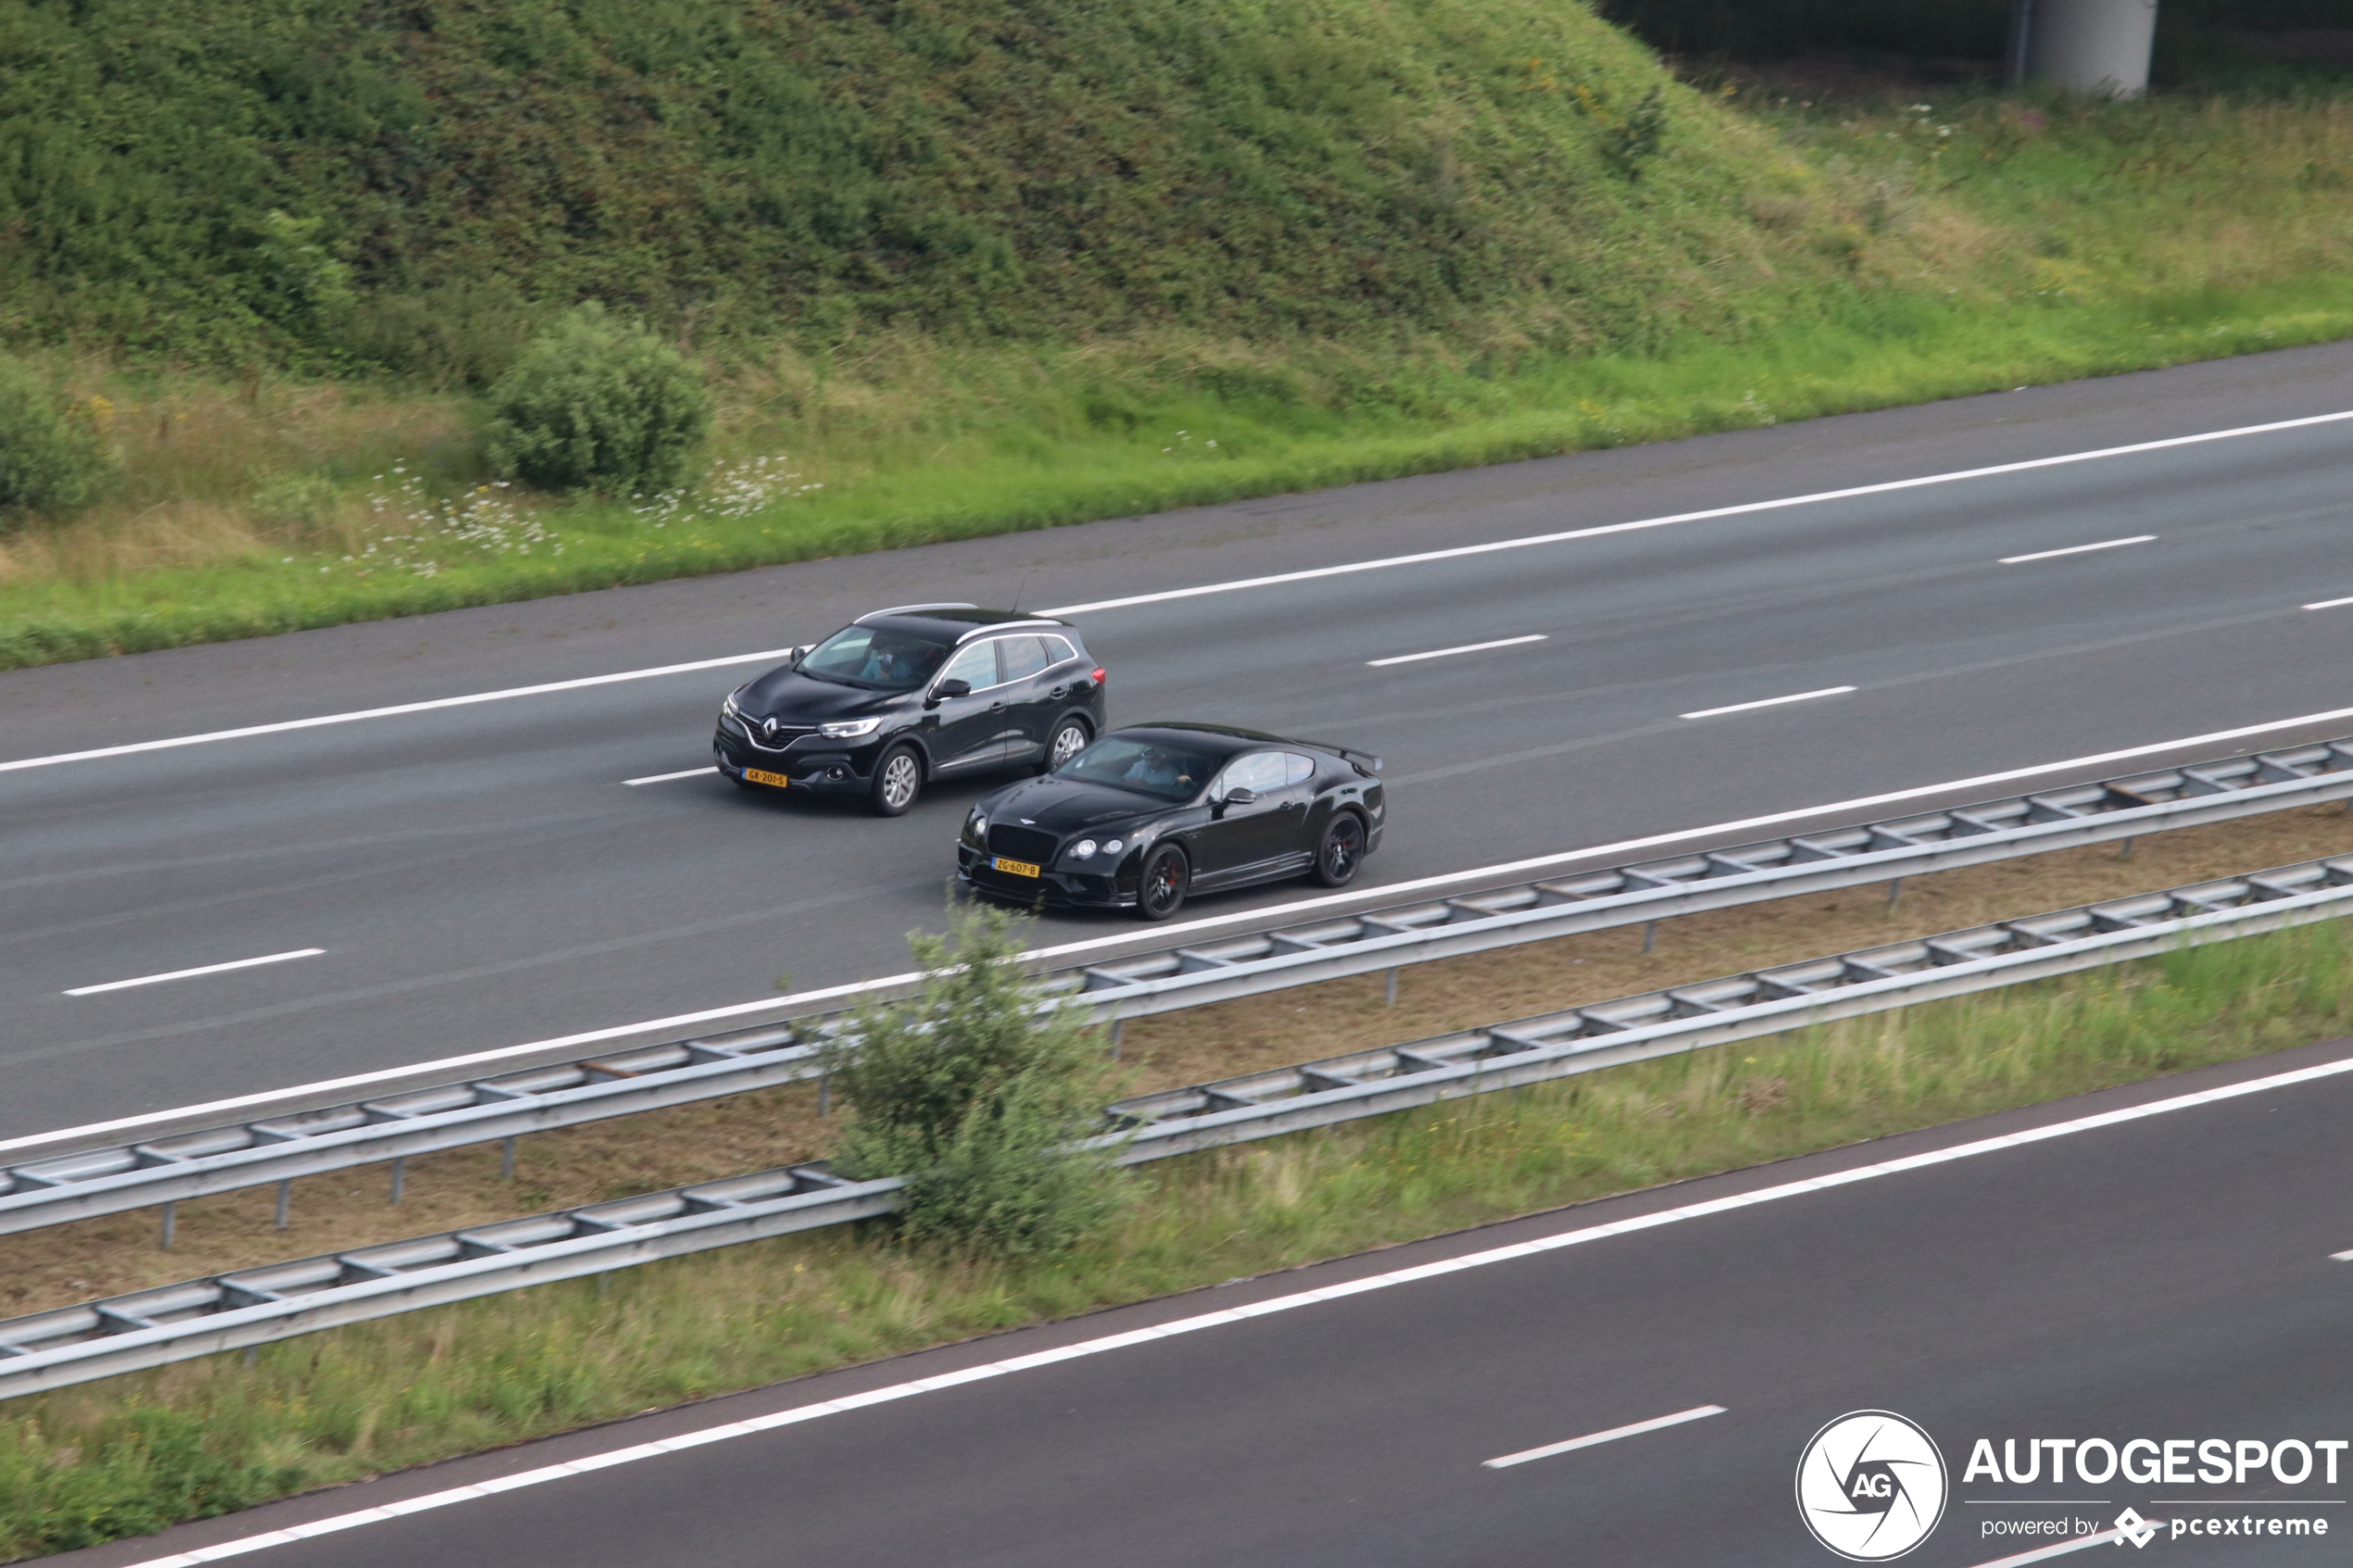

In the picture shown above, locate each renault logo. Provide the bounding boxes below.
[762,717,777,736]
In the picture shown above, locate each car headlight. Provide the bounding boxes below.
[721,691,742,719]
[1102,838,1124,856]
[1073,838,1098,859]
[965,812,988,844]
[819,718,882,738]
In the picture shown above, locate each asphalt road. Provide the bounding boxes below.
[11,342,2353,1140]
[66,1035,2353,1568]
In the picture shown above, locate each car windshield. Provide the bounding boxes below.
[798,625,953,691]
[1057,735,1217,801]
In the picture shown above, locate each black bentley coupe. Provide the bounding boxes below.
[957,722,1385,920]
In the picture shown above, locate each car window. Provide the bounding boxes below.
[799,626,952,691]
[1285,753,1318,785]
[937,640,1000,690]
[1215,751,1289,797]
[1039,634,1078,666]
[999,635,1052,683]
[1057,735,1214,800]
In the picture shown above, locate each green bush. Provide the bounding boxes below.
[0,359,116,524]
[484,307,712,495]
[819,904,1126,1259]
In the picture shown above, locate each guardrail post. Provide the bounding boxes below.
[274,1180,290,1230]
[2120,836,2134,860]
[389,1157,406,1206]
[1108,1021,1123,1062]
[159,1201,175,1250]
[817,1074,832,1115]
[1642,920,1658,954]
[501,1135,518,1178]
[1887,878,1905,910]
[1385,968,1399,1007]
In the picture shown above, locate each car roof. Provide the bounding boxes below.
[852,606,1076,642]
[1113,722,1296,759]
[1114,722,1382,773]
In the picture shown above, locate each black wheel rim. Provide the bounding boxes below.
[1145,856,1182,911]
[1327,820,1362,876]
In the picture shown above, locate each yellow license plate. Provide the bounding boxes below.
[743,768,791,788]
[992,856,1041,878]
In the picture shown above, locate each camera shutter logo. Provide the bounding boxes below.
[1795,1411,1948,1561]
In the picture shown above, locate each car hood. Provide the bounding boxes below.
[737,668,898,721]
[981,775,1166,834]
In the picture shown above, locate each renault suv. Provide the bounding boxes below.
[713,605,1107,816]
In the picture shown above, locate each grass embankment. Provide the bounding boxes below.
[9,801,2351,1319]
[7,912,2353,1558]
[6,9,2353,667]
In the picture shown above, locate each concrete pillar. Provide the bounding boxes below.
[2008,0,2159,97]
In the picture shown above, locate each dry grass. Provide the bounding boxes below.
[6,802,2349,1321]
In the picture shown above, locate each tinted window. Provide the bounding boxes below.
[800,626,952,691]
[1057,735,1216,801]
[1039,634,1077,666]
[937,640,1001,690]
[1285,753,1317,785]
[1215,751,1289,797]
[1000,635,1052,683]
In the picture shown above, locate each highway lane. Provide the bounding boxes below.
[68,1036,2353,1568]
[10,342,2353,1140]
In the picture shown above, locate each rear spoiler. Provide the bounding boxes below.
[1304,740,1382,774]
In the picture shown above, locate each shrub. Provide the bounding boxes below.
[0,359,117,524]
[818,903,1126,1259]
[483,307,712,494]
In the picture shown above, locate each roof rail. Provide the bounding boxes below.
[854,602,979,622]
[953,617,1066,642]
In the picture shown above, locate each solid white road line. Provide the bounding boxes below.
[63,949,325,997]
[108,1048,2353,1568]
[1481,1405,1726,1469]
[2303,596,2353,611]
[2329,1248,2353,1261]
[1038,408,2353,618]
[1366,634,1547,667]
[1679,685,1856,721]
[0,650,797,776]
[16,696,2353,1159]
[1997,534,2157,565]
[1960,1524,2145,1566]
[623,767,717,786]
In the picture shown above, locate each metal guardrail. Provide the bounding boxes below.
[5,852,2350,1399]
[7,736,2353,1240]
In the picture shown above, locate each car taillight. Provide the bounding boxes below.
[1092,668,1106,684]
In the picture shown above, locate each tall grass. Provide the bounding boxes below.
[8,55,2353,666]
[5,921,2349,1561]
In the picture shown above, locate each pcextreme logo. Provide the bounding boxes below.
[1795,1411,1950,1562]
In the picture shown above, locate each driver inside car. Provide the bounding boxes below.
[1123,746,1194,792]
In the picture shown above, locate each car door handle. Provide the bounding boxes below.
[988,701,1005,711]
[1049,686,1066,699]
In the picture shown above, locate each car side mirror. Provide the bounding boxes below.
[1223,786,1258,807]
[935,678,971,700]
[787,645,811,666]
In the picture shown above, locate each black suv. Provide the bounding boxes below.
[713,605,1107,816]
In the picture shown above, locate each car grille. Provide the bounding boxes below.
[737,717,818,752]
[986,824,1059,864]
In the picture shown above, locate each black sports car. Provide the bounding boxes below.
[713,605,1107,816]
[957,723,1385,920]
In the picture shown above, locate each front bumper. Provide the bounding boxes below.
[956,844,1132,909]
[713,730,873,796]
